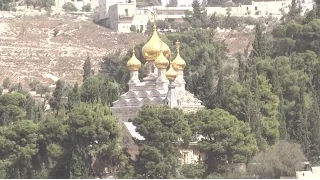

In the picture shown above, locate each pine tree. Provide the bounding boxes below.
[83,55,92,82]
[294,84,310,155]
[49,80,63,114]
[67,83,80,110]
[307,94,320,162]
[251,24,266,59]
[133,105,191,178]
[235,53,246,83]
[214,62,226,109]
[167,0,178,7]
[192,0,202,19]
[249,57,266,149]
[272,58,287,139]
[25,94,36,120]
[287,0,301,21]
[278,93,287,139]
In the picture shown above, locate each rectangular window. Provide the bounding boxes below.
[125,9,129,16]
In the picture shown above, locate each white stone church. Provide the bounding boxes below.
[110,16,206,164]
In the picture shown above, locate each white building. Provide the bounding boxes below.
[155,6,193,23]
[297,166,320,179]
[95,0,315,33]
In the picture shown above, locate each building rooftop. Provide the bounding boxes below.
[123,122,145,140]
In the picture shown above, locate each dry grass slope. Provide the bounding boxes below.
[0,15,147,87]
[0,15,253,88]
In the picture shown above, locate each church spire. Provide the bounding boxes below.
[127,40,141,89]
[172,40,186,93]
[164,61,180,108]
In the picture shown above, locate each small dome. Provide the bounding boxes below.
[142,25,171,61]
[172,40,186,71]
[155,51,169,69]
[166,62,178,81]
[127,48,141,71]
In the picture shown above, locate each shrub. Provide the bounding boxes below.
[82,4,91,12]
[248,140,307,179]
[8,83,18,93]
[53,29,59,37]
[2,77,11,89]
[62,2,78,12]
[130,25,137,32]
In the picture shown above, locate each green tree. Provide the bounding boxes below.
[35,83,50,97]
[249,140,307,179]
[67,83,80,109]
[35,0,55,10]
[80,76,119,105]
[0,93,27,125]
[83,55,92,82]
[133,105,191,178]
[2,77,11,89]
[186,109,258,176]
[82,4,91,12]
[180,164,205,178]
[130,25,137,32]
[58,103,124,178]
[225,74,280,149]
[167,0,178,7]
[286,0,302,21]
[29,79,41,91]
[0,120,39,178]
[184,0,209,28]
[0,0,13,11]
[49,80,63,114]
[62,2,78,12]
[251,23,266,59]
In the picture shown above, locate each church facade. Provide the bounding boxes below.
[110,17,205,164]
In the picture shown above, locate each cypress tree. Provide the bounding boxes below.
[192,0,202,19]
[83,55,92,82]
[214,62,226,109]
[67,83,80,110]
[251,24,266,59]
[49,80,63,115]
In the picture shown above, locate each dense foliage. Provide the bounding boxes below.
[99,1,320,178]
[1,0,320,178]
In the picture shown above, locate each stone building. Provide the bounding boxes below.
[95,0,315,33]
[110,17,205,163]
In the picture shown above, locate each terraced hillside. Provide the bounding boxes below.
[0,14,254,89]
[0,15,147,87]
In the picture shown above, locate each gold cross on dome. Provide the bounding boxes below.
[151,11,157,28]
[176,40,180,53]
[132,40,135,53]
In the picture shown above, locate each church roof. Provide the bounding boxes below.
[123,122,145,140]
[123,122,205,144]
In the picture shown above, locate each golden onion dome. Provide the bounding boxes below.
[142,24,171,61]
[166,62,178,81]
[127,46,141,71]
[155,50,169,69]
[172,40,186,71]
